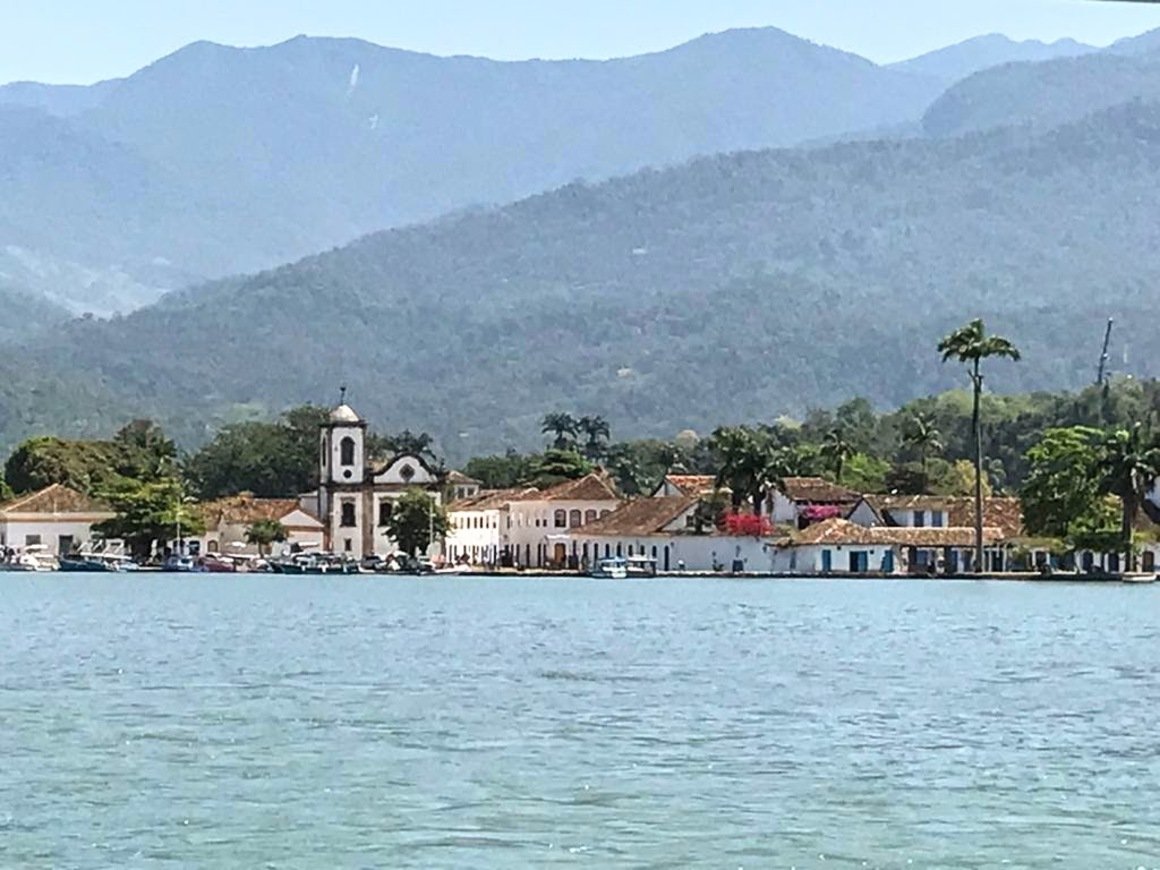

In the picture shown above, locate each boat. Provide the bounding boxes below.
[589,556,629,579]
[162,555,197,572]
[58,552,140,572]
[626,555,659,578]
[3,545,57,572]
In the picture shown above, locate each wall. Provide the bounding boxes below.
[565,533,773,573]
[0,517,109,554]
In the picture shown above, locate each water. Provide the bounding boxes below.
[1,576,1158,869]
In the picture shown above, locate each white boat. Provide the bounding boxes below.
[3,545,57,572]
[589,556,628,579]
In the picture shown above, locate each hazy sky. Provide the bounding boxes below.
[4,0,1160,85]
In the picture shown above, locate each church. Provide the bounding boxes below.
[301,399,444,561]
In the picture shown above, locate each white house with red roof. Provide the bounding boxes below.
[0,484,115,555]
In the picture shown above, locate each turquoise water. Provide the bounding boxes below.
[1,576,1159,868]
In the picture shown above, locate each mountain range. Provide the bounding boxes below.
[3,25,1160,457]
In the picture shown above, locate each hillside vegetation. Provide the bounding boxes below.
[3,98,1160,458]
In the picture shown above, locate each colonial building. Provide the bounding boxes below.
[0,484,115,555]
[445,472,622,568]
[192,494,325,557]
[769,477,862,528]
[301,401,444,560]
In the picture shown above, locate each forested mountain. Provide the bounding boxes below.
[889,34,1094,84]
[0,29,944,312]
[924,47,1160,137]
[4,98,1160,459]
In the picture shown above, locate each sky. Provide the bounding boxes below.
[4,0,1160,85]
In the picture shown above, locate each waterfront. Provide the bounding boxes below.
[2,576,1159,868]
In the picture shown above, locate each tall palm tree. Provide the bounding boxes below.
[1097,424,1160,571]
[711,426,759,512]
[577,415,611,461]
[540,412,579,451]
[902,412,944,493]
[938,319,1021,571]
[820,427,855,484]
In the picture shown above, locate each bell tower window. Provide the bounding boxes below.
[340,502,357,527]
[340,436,356,466]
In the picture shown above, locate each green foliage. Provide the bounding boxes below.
[532,449,593,488]
[385,489,448,557]
[1097,424,1160,564]
[93,478,205,562]
[838,453,890,495]
[462,451,534,490]
[245,518,288,556]
[1021,427,1106,540]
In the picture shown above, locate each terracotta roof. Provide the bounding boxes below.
[448,487,538,512]
[0,483,112,515]
[573,495,698,537]
[199,495,320,530]
[661,474,717,496]
[792,518,1005,548]
[781,477,861,504]
[447,470,481,485]
[862,495,1025,539]
[523,472,620,502]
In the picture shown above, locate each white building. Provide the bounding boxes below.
[561,494,775,573]
[769,477,862,528]
[303,402,444,560]
[0,484,115,555]
[192,495,325,557]
[445,473,622,568]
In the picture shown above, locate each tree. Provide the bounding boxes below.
[384,489,448,557]
[710,426,762,512]
[113,419,178,480]
[377,429,436,460]
[901,412,944,493]
[1022,427,1106,541]
[820,427,855,484]
[93,478,205,563]
[540,412,579,451]
[4,436,122,494]
[938,318,1021,570]
[532,449,592,487]
[577,415,611,461]
[463,450,534,489]
[245,518,288,556]
[1097,424,1160,570]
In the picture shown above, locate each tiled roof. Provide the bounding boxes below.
[525,472,620,503]
[0,483,112,515]
[792,518,1005,548]
[448,487,538,512]
[781,477,861,504]
[863,495,1025,539]
[662,475,717,496]
[199,495,321,530]
[573,495,698,537]
[447,470,481,485]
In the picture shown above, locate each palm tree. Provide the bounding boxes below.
[820,427,856,484]
[540,412,579,451]
[245,518,288,557]
[577,415,611,461]
[901,412,944,493]
[938,319,1021,571]
[1097,424,1160,571]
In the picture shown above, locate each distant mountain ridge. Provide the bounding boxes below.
[889,34,1095,83]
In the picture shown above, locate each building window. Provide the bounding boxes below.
[58,535,74,554]
[343,538,352,552]
[913,510,926,527]
[379,501,392,527]
[340,436,356,466]
[341,502,357,527]
[25,534,41,546]
[554,509,567,528]
[570,509,582,527]
[931,511,944,528]
[207,540,219,552]
[585,509,597,524]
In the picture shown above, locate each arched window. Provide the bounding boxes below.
[569,509,582,527]
[207,540,219,553]
[554,509,567,528]
[616,543,623,557]
[341,502,356,527]
[340,436,356,466]
[585,509,597,523]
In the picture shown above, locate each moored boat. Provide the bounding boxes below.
[589,556,628,579]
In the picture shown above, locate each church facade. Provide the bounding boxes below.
[307,402,444,561]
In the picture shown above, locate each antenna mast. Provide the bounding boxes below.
[1096,318,1114,387]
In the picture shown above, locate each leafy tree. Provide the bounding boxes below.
[377,429,436,460]
[938,318,1021,569]
[93,478,205,562]
[1021,427,1106,540]
[692,492,729,534]
[934,459,994,498]
[4,436,122,494]
[532,449,592,487]
[113,419,178,480]
[840,453,890,494]
[540,412,579,451]
[245,518,288,556]
[384,489,448,557]
[1097,424,1160,570]
[463,450,534,489]
[820,427,855,484]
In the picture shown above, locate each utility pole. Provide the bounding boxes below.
[1097,318,1114,387]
